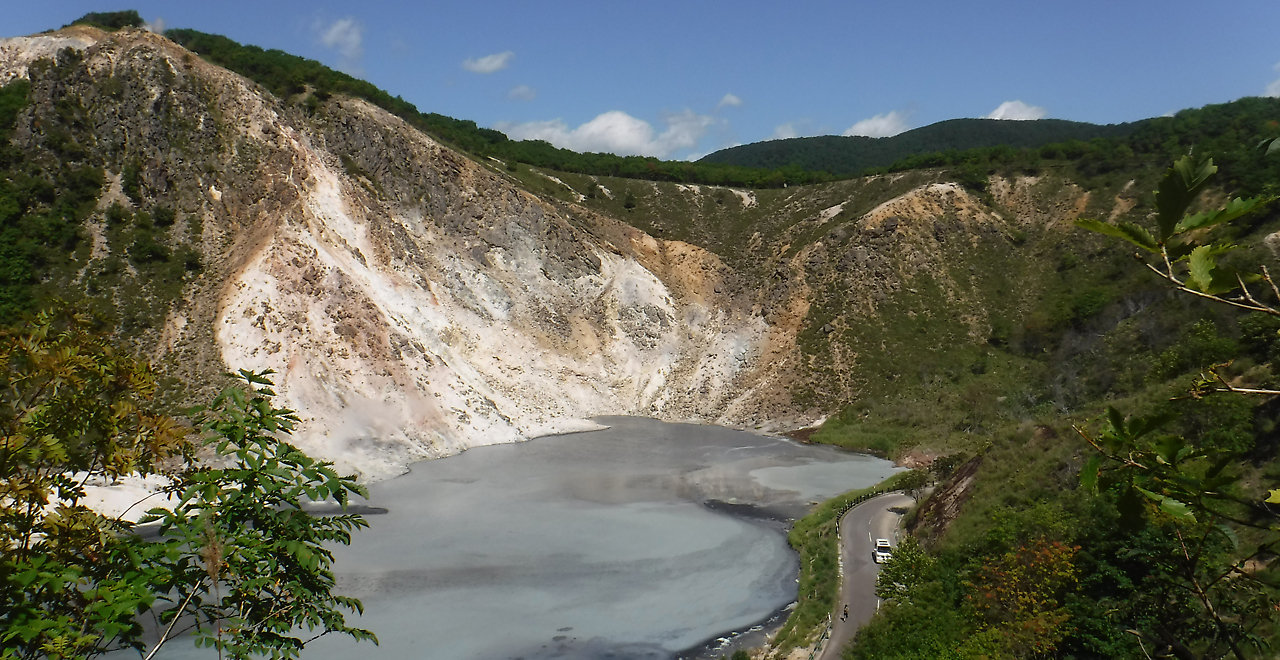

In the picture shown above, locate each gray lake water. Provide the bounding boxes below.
[149,417,900,660]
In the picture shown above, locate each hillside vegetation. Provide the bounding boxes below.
[842,161,1280,659]
[531,112,1280,659]
[698,117,1140,175]
[158,21,1280,194]
[161,28,832,189]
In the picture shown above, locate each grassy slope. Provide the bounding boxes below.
[496,158,1280,657]
[516,159,1192,460]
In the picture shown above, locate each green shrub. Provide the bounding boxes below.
[151,205,175,227]
[67,10,145,31]
[0,80,29,132]
[121,160,142,204]
[1239,312,1280,366]
[1149,319,1237,381]
[128,233,170,264]
[105,201,130,225]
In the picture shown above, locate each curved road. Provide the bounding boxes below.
[817,492,914,660]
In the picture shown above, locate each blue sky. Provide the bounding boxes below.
[7,1,1280,161]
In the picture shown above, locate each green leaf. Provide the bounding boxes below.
[1155,155,1216,241]
[1165,240,1198,260]
[1134,486,1162,502]
[1158,497,1197,522]
[1202,265,1257,296]
[1106,407,1128,438]
[1157,435,1186,466]
[1187,245,1218,293]
[1267,489,1280,504]
[1075,219,1159,252]
[1135,487,1198,522]
[1128,412,1173,438]
[1176,196,1271,234]
[1080,455,1102,494]
[1214,524,1239,550]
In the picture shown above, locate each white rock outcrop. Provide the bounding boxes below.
[0,28,785,481]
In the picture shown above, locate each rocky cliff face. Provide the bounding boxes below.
[0,26,1137,479]
[582,163,1140,420]
[0,27,783,480]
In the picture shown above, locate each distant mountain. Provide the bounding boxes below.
[698,118,1144,175]
[152,26,1280,191]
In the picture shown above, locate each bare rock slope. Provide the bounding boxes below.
[0,27,1133,479]
[0,27,780,479]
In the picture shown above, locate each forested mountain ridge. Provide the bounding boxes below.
[158,27,834,189]
[147,22,1280,193]
[698,117,1141,174]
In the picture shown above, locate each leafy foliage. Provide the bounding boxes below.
[0,80,28,133]
[143,369,376,658]
[964,538,1079,657]
[1075,401,1278,659]
[0,308,374,659]
[875,535,934,602]
[848,152,1280,660]
[897,469,930,501]
[65,12,145,31]
[0,78,105,320]
[770,473,910,655]
[876,98,1280,198]
[0,56,204,332]
[1076,154,1273,307]
[1,306,192,658]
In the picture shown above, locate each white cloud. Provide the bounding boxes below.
[987,100,1047,120]
[318,17,363,60]
[508,85,537,101]
[142,16,165,34]
[311,17,366,74]
[770,122,802,140]
[717,93,743,109]
[496,109,718,158]
[842,110,909,138]
[463,51,514,74]
[1266,62,1280,97]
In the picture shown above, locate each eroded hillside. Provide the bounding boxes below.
[0,26,1152,478]
[0,27,788,479]
[513,163,1166,453]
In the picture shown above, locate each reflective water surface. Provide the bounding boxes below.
[155,417,900,660]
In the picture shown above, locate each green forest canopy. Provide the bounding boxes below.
[65,10,146,31]
[154,22,1280,193]
[697,117,1142,175]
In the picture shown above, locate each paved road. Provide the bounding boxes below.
[817,492,914,660]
